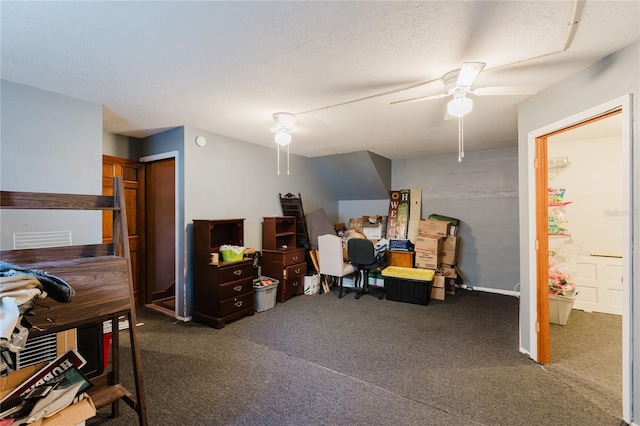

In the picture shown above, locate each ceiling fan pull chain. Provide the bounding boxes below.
[277,144,281,175]
[461,116,465,159]
[287,143,290,175]
[458,117,462,162]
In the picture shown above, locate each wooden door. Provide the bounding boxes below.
[145,158,176,304]
[102,155,145,307]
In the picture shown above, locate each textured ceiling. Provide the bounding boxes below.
[1,1,638,160]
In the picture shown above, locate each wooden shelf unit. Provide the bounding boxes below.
[261,216,307,302]
[0,178,147,425]
[262,216,297,250]
[192,219,255,328]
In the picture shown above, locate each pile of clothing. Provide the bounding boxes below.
[0,262,75,353]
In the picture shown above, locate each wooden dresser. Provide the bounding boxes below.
[192,219,254,328]
[261,217,307,302]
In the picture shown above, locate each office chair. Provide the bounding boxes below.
[347,238,385,300]
[318,234,357,298]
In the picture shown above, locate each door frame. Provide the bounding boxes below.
[527,95,633,421]
[139,151,188,321]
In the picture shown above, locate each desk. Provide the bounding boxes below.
[387,250,415,268]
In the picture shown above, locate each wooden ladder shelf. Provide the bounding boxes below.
[0,177,148,425]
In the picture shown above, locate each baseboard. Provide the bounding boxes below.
[463,286,520,298]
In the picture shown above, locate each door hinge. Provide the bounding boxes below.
[534,157,538,169]
[536,322,540,333]
[535,239,539,250]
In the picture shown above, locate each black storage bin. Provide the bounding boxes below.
[384,277,432,305]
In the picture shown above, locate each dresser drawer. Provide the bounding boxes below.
[219,277,253,300]
[283,262,306,280]
[283,249,305,266]
[282,275,304,295]
[219,291,254,317]
[218,261,253,283]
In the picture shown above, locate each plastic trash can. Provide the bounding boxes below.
[254,276,279,312]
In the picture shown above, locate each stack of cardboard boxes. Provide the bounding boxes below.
[413,216,462,300]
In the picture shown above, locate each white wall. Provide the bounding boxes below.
[548,135,623,256]
[0,80,103,249]
[518,41,638,421]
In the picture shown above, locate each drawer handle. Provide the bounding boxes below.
[233,285,243,292]
[234,300,243,308]
[294,268,301,274]
[233,269,243,276]
[293,281,298,287]
[292,256,299,261]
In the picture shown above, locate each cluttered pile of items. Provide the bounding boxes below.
[326,188,465,303]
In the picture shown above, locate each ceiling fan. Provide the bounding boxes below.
[391,62,539,161]
[391,62,539,115]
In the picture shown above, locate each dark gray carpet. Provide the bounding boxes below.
[549,309,622,419]
[88,288,625,426]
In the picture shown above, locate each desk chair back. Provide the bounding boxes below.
[347,238,385,300]
[347,238,377,268]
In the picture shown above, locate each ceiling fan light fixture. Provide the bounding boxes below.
[274,131,292,146]
[447,96,473,117]
[272,112,295,175]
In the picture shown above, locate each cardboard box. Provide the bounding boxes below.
[427,214,460,236]
[438,265,457,278]
[32,394,96,426]
[430,275,445,300]
[349,217,363,232]
[414,235,443,254]
[445,277,456,295]
[440,236,459,264]
[362,223,382,240]
[415,251,438,269]
[418,219,450,237]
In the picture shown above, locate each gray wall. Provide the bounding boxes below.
[0,81,338,320]
[136,125,337,318]
[518,41,638,419]
[103,131,142,159]
[0,80,103,249]
[393,148,519,292]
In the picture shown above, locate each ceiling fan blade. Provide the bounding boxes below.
[472,85,540,96]
[390,93,449,106]
[456,62,486,87]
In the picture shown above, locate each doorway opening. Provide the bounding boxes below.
[540,111,624,417]
[531,95,632,421]
[140,153,178,318]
